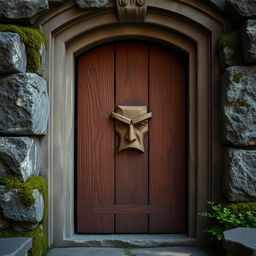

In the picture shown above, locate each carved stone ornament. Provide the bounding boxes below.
[116,0,148,22]
[111,106,152,152]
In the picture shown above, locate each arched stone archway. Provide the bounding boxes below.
[36,0,228,247]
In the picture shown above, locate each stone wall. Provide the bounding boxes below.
[0,2,49,256]
[217,3,256,203]
[0,0,255,254]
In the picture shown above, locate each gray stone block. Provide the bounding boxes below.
[223,228,256,256]
[217,31,241,72]
[0,137,40,182]
[76,0,110,9]
[221,66,256,146]
[0,0,49,25]
[12,222,39,232]
[0,210,10,230]
[48,247,126,256]
[0,186,44,223]
[131,247,211,256]
[0,73,49,135]
[242,20,256,65]
[226,0,256,23]
[224,148,256,202]
[0,237,32,256]
[0,32,27,74]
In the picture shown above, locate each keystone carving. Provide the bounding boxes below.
[116,0,148,22]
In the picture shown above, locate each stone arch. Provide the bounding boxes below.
[36,0,229,247]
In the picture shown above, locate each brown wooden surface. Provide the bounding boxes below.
[115,42,149,233]
[76,44,115,233]
[149,45,186,233]
[76,41,186,234]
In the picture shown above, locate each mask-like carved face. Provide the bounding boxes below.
[111,106,152,152]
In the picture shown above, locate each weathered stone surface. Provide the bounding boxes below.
[221,66,256,146]
[223,228,256,256]
[224,148,256,202]
[0,137,40,182]
[0,186,44,223]
[217,31,242,72]
[0,73,49,135]
[0,0,49,24]
[131,247,210,256]
[226,0,256,23]
[0,32,26,74]
[0,210,10,230]
[242,20,256,65]
[37,43,46,76]
[76,0,110,8]
[12,222,38,232]
[0,238,32,256]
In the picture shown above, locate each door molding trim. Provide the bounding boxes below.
[37,0,228,247]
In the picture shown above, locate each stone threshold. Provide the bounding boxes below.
[62,234,197,247]
[48,246,212,256]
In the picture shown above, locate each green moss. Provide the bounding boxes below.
[217,31,241,65]
[233,72,243,83]
[226,202,256,214]
[0,175,48,256]
[0,175,47,208]
[236,98,249,107]
[0,24,46,73]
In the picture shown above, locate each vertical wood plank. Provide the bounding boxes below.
[149,45,187,233]
[76,45,115,233]
[115,42,149,233]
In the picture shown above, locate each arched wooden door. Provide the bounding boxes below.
[76,41,187,234]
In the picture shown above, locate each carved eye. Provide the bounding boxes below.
[117,121,128,129]
[135,121,147,129]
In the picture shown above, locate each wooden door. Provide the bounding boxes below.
[76,41,187,234]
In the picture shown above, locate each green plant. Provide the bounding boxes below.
[199,201,256,241]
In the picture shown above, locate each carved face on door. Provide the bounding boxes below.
[111,106,152,152]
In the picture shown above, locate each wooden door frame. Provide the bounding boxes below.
[37,0,229,247]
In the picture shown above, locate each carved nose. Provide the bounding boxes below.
[126,124,137,142]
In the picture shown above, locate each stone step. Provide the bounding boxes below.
[47,246,213,256]
[0,237,32,256]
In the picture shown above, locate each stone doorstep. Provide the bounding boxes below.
[223,228,256,256]
[47,246,212,256]
[0,237,32,256]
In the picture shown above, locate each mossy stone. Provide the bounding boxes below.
[217,31,242,70]
[232,72,243,83]
[0,175,48,256]
[0,24,46,73]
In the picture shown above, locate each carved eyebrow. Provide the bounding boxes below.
[132,112,152,124]
[111,112,131,124]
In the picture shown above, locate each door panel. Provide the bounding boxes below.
[76,44,115,233]
[149,46,186,233]
[76,41,187,234]
[115,42,149,233]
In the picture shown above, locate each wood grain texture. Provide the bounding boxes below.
[76,44,115,233]
[149,45,186,233]
[115,42,149,233]
[76,41,187,234]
